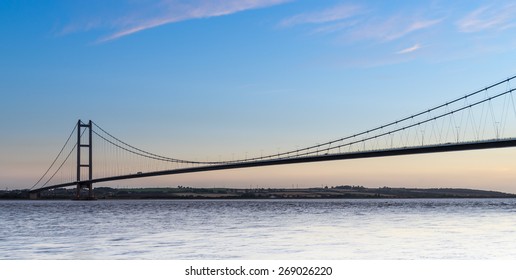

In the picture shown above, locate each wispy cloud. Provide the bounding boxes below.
[58,19,104,36]
[62,0,292,43]
[351,17,442,42]
[104,0,294,42]
[397,44,421,54]
[276,4,444,66]
[279,4,442,44]
[309,20,359,35]
[457,4,516,33]
[279,4,362,27]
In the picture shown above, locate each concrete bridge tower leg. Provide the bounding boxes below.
[75,120,95,200]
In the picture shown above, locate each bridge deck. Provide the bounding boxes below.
[30,138,516,193]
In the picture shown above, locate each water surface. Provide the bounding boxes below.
[1,199,515,259]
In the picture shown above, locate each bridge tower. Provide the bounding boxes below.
[76,120,94,199]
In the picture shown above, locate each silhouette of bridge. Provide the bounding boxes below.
[29,75,516,199]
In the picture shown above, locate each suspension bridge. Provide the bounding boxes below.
[29,75,516,199]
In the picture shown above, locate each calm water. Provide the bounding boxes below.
[1,199,516,259]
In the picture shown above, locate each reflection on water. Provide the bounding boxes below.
[1,199,515,259]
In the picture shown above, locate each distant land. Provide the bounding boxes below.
[1,185,515,199]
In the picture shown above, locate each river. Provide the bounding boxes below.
[1,199,515,259]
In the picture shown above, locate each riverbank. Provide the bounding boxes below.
[2,185,515,199]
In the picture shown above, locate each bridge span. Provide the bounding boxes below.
[29,137,516,195]
[28,75,516,199]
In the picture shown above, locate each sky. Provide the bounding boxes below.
[2,0,516,192]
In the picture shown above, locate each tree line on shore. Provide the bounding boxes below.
[1,185,514,200]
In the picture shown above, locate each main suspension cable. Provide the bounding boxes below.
[92,122,211,164]
[91,77,516,166]
[40,128,88,188]
[29,123,78,190]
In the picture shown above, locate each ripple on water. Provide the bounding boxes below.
[1,198,516,259]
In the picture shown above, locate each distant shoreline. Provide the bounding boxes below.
[1,185,515,200]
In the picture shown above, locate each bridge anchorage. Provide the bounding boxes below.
[28,75,516,200]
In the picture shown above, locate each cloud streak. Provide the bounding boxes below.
[351,17,442,42]
[278,3,442,44]
[62,0,293,43]
[397,44,421,54]
[102,0,293,42]
[279,4,362,27]
[457,4,516,33]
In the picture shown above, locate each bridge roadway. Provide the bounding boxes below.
[29,138,516,193]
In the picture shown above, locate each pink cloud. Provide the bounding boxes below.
[396,44,421,54]
[279,4,362,27]
[61,0,293,43]
[101,0,292,42]
[457,4,516,33]
[351,17,442,42]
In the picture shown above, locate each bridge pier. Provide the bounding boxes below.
[29,192,40,200]
[75,182,95,200]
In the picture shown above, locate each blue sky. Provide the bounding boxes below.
[2,0,516,191]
